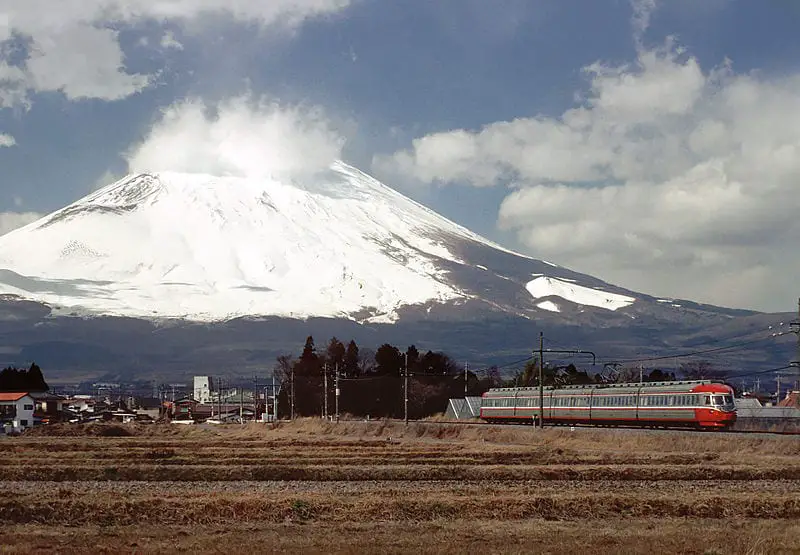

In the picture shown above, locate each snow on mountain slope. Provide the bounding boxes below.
[0,161,638,322]
[526,276,635,311]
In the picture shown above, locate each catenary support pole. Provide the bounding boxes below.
[323,363,328,419]
[538,331,544,429]
[335,363,340,423]
[404,353,409,425]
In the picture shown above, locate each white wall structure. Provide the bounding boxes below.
[193,376,213,404]
[0,392,35,433]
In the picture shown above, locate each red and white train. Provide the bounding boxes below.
[480,380,737,429]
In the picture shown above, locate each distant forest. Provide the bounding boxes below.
[0,363,49,392]
[273,336,712,419]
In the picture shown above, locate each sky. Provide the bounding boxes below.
[1,0,800,313]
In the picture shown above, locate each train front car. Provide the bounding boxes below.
[690,382,737,429]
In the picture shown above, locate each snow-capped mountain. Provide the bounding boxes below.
[0,160,647,323]
[2,160,791,381]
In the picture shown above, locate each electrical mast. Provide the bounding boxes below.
[538,331,544,429]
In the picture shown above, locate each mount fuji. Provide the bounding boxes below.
[1,161,641,322]
[0,161,791,380]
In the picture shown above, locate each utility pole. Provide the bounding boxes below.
[290,366,295,420]
[639,364,643,384]
[404,352,409,425]
[538,331,544,429]
[239,387,244,423]
[272,374,276,421]
[791,297,800,391]
[464,361,469,397]
[776,374,782,403]
[335,363,340,423]
[323,363,328,420]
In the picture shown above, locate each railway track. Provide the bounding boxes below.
[366,418,800,436]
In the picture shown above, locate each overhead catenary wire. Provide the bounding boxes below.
[599,332,792,366]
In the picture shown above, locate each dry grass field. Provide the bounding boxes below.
[2,419,800,554]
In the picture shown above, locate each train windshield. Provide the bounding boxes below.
[712,394,734,408]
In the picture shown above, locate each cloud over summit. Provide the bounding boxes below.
[126,95,346,180]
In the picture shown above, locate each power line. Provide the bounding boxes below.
[725,365,794,380]
[600,333,788,365]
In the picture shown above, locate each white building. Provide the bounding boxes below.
[0,392,35,434]
[193,376,214,404]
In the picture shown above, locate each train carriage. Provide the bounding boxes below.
[480,380,736,429]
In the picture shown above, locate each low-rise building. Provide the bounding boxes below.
[0,392,35,434]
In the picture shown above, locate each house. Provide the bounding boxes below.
[0,392,35,434]
[171,397,198,420]
[29,391,66,424]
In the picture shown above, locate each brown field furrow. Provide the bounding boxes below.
[2,520,799,555]
[2,492,799,524]
[0,453,748,466]
[2,478,799,496]
[2,463,800,481]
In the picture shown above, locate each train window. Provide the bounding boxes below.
[704,396,711,405]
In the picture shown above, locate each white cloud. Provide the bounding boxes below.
[376,40,800,312]
[0,211,41,236]
[159,30,183,51]
[0,0,352,107]
[0,132,14,147]
[126,95,346,180]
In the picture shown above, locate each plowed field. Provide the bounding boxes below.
[2,419,799,554]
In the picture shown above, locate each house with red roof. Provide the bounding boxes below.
[0,392,35,434]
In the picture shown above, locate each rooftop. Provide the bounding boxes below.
[0,392,30,402]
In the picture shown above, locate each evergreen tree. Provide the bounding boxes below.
[326,337,346,372]
[344,340,360,377]
[375,344,403,376]
[0,363,48,392]
[295,336,321,377]
[27,363,48,392]
[405,345,420,371]
[300,336,316,362]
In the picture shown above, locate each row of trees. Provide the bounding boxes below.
[273,336,479,419]
[275,336,462,380]
[0,363,49,392]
